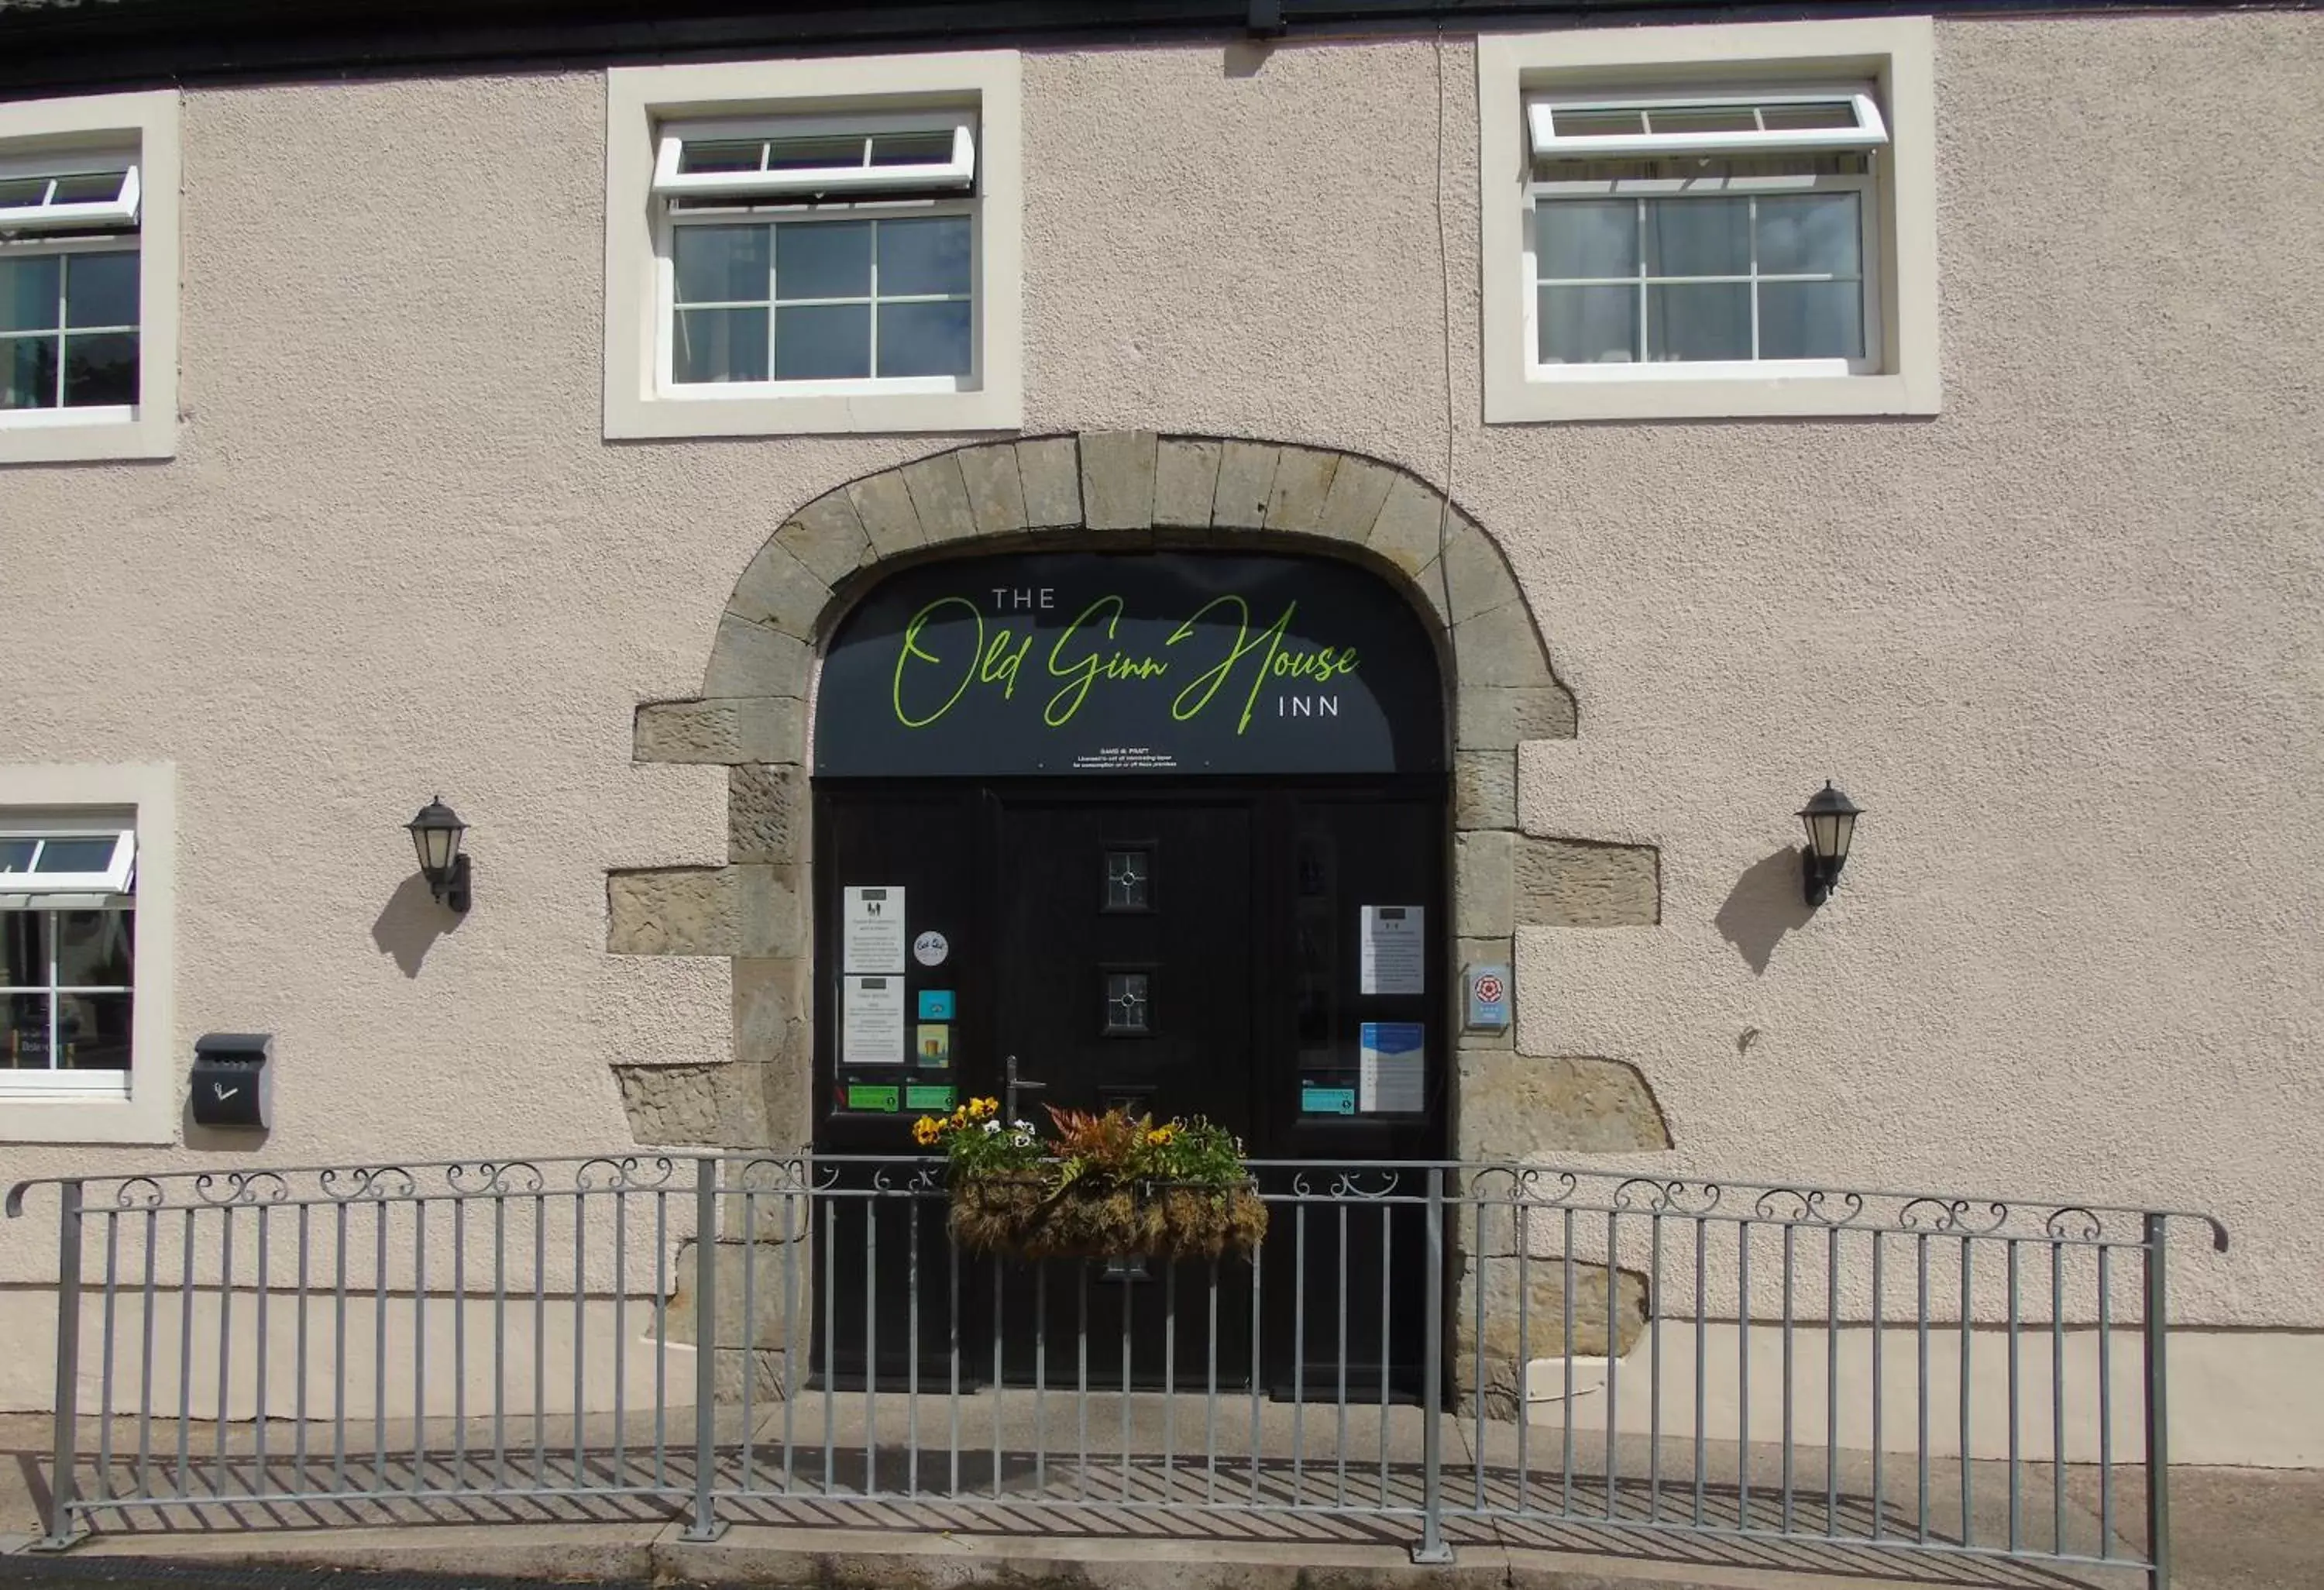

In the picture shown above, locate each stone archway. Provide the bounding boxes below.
[605,432,1669,1170]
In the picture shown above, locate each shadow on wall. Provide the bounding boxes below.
[371,872,462,977]
[1714,848,1813,975]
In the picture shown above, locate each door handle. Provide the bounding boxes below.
[1004,1054,1047,1124]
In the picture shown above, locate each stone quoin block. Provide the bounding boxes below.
[900,452,979,546]
[1455,683,1577,749]
[726,538,832,642]
[954,442,1030,536]
[775,493,875,589]
[1457,1051,1672,1157]
[701,614,810,700]
[1153,438,1224,529]
[1262,446,1340,534]
[1014,436,1084,528]
[1079,429,1160,532]
[847,468,927,559]
[607,868,736,956]
[727,764,806,863]
[1211,441,1281,530]
[633,697,803,766]
[1455,749,1518,831]
[1514,838,1660,928]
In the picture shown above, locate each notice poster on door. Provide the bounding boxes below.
[843,886,906,973]
[841,975,906,1065]
[1358,1022,1425,1114]
[1359,905,1425,996]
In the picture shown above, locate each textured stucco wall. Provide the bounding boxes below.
[0,12,2319,1353]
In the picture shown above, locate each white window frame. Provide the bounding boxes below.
[1525,170,1884,382]
[656,198,982,400]
[0,824,137,897]
[605,53,1022,439]
[652,111,976,199]
[0,91,179,464]
[1525,88,1886,159]
[1479,17,1938,423]
[0,153,142,232]
[0,765,174,1144]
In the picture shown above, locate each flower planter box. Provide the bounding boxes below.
[948,1174,1269,1262]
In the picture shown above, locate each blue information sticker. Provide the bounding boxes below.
[1301,1083,1357,1116]
[917,989,956,1020]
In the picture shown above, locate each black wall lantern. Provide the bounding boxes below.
[1798,781,1862,907]
[406,796,473,913]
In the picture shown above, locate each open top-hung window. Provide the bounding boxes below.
[654,111,978,391]
[0,152,143,416]
[1525,88,1886,377]
[1,821,136,1096]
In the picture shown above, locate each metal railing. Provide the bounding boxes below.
[5,1154,2224,1585]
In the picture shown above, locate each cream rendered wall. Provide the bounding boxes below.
[0,10,2317,1379]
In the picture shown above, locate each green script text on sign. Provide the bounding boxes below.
[814,552,1442,777]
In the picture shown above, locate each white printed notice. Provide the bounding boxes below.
[1359,905,1425,995]
[843,886,907,973]
[841,975,907,1066]
[1358,1022,1426,1114]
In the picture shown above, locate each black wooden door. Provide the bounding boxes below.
[988,793,1258,1388]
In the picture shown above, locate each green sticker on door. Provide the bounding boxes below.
[847,1085,901,1113]
[906,1084,957,1112]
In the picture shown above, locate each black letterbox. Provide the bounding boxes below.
[189,1033,273,1130]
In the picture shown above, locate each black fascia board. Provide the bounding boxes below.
[0,0,2307,96]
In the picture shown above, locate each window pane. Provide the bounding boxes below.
[1,912,37,985]
[55,910,131,988]
[1538,284,1638,364]
[1551,108,1645,139]
[673,307,769,384]
[1104,848,1152,912]
[1104,972,1152,1036]
[1648,282,1753,361]
[1757,193,1862,277]
[774,303,871,380]
[1645,198,1750,277]
[31,838,115,872]
[50,170,128,205]
[775,221,871,301]
[868,131,955,167]
[2,991,52,1069]
[761,134,868,172]
[675,139,765,175]
[1536,200,1637,281]
[1645,106,1758,135]
[64,250,138,328]
[0,176,50,210]
[876,215,971,298]
[1760,102,1862,132]
[63,332,137,407]
[0,840,33,873]
[876,301,971,377]
[1759,279,1865,360]
[0,255,60,334]
[60,990,130,1070]
[672,225,769,305]
[0,337,58,409]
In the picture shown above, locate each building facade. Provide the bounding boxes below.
[1,1,2318,1467]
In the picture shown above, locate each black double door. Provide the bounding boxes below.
[813,780,1442,1395]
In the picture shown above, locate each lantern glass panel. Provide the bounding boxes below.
[412,823,459,877]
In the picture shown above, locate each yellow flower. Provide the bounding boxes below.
[911,1117,944,1148]
[1146,1126,1175,1146]
[951,1106,968,1127]
[967,1096,999,1121]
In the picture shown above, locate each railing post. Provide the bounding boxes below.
[684,1157,728,1542]
[40,1179,85,1550]
[2142,1213,2171,1590]
[1411,1165,1453,1565]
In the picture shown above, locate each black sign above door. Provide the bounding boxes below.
[815,552,1444,777]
